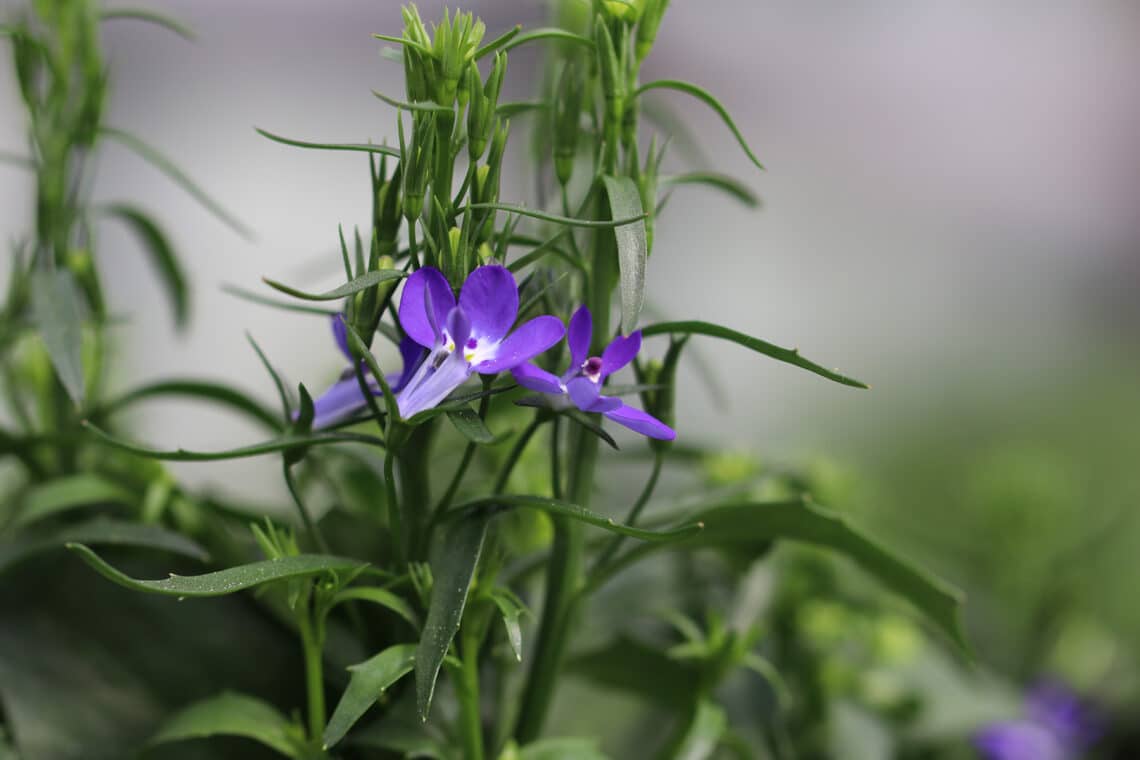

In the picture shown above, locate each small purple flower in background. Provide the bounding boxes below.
[975,681,1103,760]
[395,265,564,418]
[511,305,676,441]
[303,315,423,429]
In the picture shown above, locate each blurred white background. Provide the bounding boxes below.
[2,0,1138,498]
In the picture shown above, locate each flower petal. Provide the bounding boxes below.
[472,315,565,374]
[601,330,641,378]
[459,265,518,343]
[331,314,351,361]
[565,376,600,411]
[399,267,455,349]
[586,394,621,414]
[447,305,471,347]
[309,375,378,429]
[603,402,676,440]
[393,336,427,393]
[567,305,592,369]
[396,351,473,418]
[511,363,563,395]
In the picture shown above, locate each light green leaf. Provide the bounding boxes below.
[324,644,416,749]
[499,27,594,54]
[99,379,283,431]
[640,320,868,389]
[488,587,527,661]
[634,80,765,171]
[519,737,611,760]
[0,518,209,575]
[31,268,86,404]
[604,498,968,651]
[333,587,420,629]
[100,203,189,328]
[15,474,131,527]
[659,172,759,208]
[66,544,365,597]
[465,202,646,229]
[601,175,648,333]
[255,128,401,157]
[100,8,195,41]
[262,269,403,302]
[149,692,298,757]
[372,90,455,114]
[446,406,494,444]
[416,515,488,721]
[673,699,728,760]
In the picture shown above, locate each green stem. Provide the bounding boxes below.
[457,625,485,760]
[283,460,330,553]
[384,447,406,568]
[298,610,326,744]
[493,415,544,495]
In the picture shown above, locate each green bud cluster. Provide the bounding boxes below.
[400,5,486,107]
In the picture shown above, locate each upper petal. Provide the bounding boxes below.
[459,265,518,343]
[472,315,565,374]
[567,305,592,369]
[601,330,641,378]
[331,314,351,361]
[603,402,676,440]
[511,363,564,395]
[399,267,455,349]
[447,305,471,347]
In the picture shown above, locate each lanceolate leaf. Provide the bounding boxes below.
[446,406,494,444]
[601,175,648,333]
[333,587,420,629]
[148,692,298,757]
[324,644,417,749]
[99,379,283,431]
[488,587,527,661]
[640,320,868,389]
[31,268,86,405]
[416,515,488,721]
[0,518,209,575]
[634,80,765,171]
[100,203,189,328]
[66,544,365,597]
[100,8,196,41]
[498,27,594,54]
[255,128,401,157]
[602,499,968,651]
[16,474,132,527]
[659,172,759,208]
[465,202,647,229]
[262,269,404,302]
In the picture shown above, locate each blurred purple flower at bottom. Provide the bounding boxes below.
[301,315,423,429]
[511,305,675,441]
[975,681,1102,760]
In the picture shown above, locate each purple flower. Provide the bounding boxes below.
[510,305,675,441]
[975,681,1102,760]
[394,265,565,418]
[304,315,423,429]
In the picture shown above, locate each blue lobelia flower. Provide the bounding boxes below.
[975,681,1103,760]
[304,314,424,429]
[510,305,676,441]
[394,264,565,418]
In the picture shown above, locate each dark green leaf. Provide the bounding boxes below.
[659,172,759,208]
[31,268,86,404]
[333,587,419,629]
[634,80,765,171]
[324,644,416,749]
[519,738,611,760]
[564,408,619,450]
[465,202,646,229]
[149,692,298,757]
[499,27,593,54]
[568,635,701,712]
[473,24,520,58]
[100,8,195,41]
[101,127,252,239]
[99,379,282,431]
[488,588,526,661]
[416,515,488,721]
[671,699,728,760]
[221,283,339,316]
[255,128,400,158]
[66,544,365,597]
[640,320,868,389]
[601,175,648,333]
[0,518,209,575]
[100,203,189,328]
[372,90,455,114]
[446,407,494,444]
[605,499,967,651]
[262,269,403,303]
[15,474,131,527]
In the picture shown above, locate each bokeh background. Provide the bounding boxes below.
[3,0,1139,747]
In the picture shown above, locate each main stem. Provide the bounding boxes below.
[457,625,485,760]
[298,610,326,744]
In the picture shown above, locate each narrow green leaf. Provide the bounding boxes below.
[100,203,189,328]
[601,175,648,333]
[488,588,526,661]
[372,90,455,114]
[262,269,403,302]
[221,283,339,316]
[497,100,548,119]
[324,644,416,749]
[342,322,400,423]
[100,126,252,238]
[333,587,419,629]
[606,499,968,651]
[465,202,646,229]
[519,738,611,760]
[99,379,283,431]
[634,80,765,170]
[500,27,594,54]
[660,172,759,208]
[564,408,619,450]
[31,268,85,404]
[446,407,494,444]
[672,699,728,760]
[149,692,297,757]
[255,128,400,157]
[100,8,195,42]
[66,544,366,597]
[473,24,520,58]
[0,518,209,575]
[640,320,868,389]
[16,474,131,527]
[416,515,488,720]
[81,422,385,462]
[448,495,702,543]
[246,332,293,419]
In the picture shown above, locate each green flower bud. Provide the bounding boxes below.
[601,0,645,23]
[553,61,584,186]
[635,0,670,61]
[476,242,494,263]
